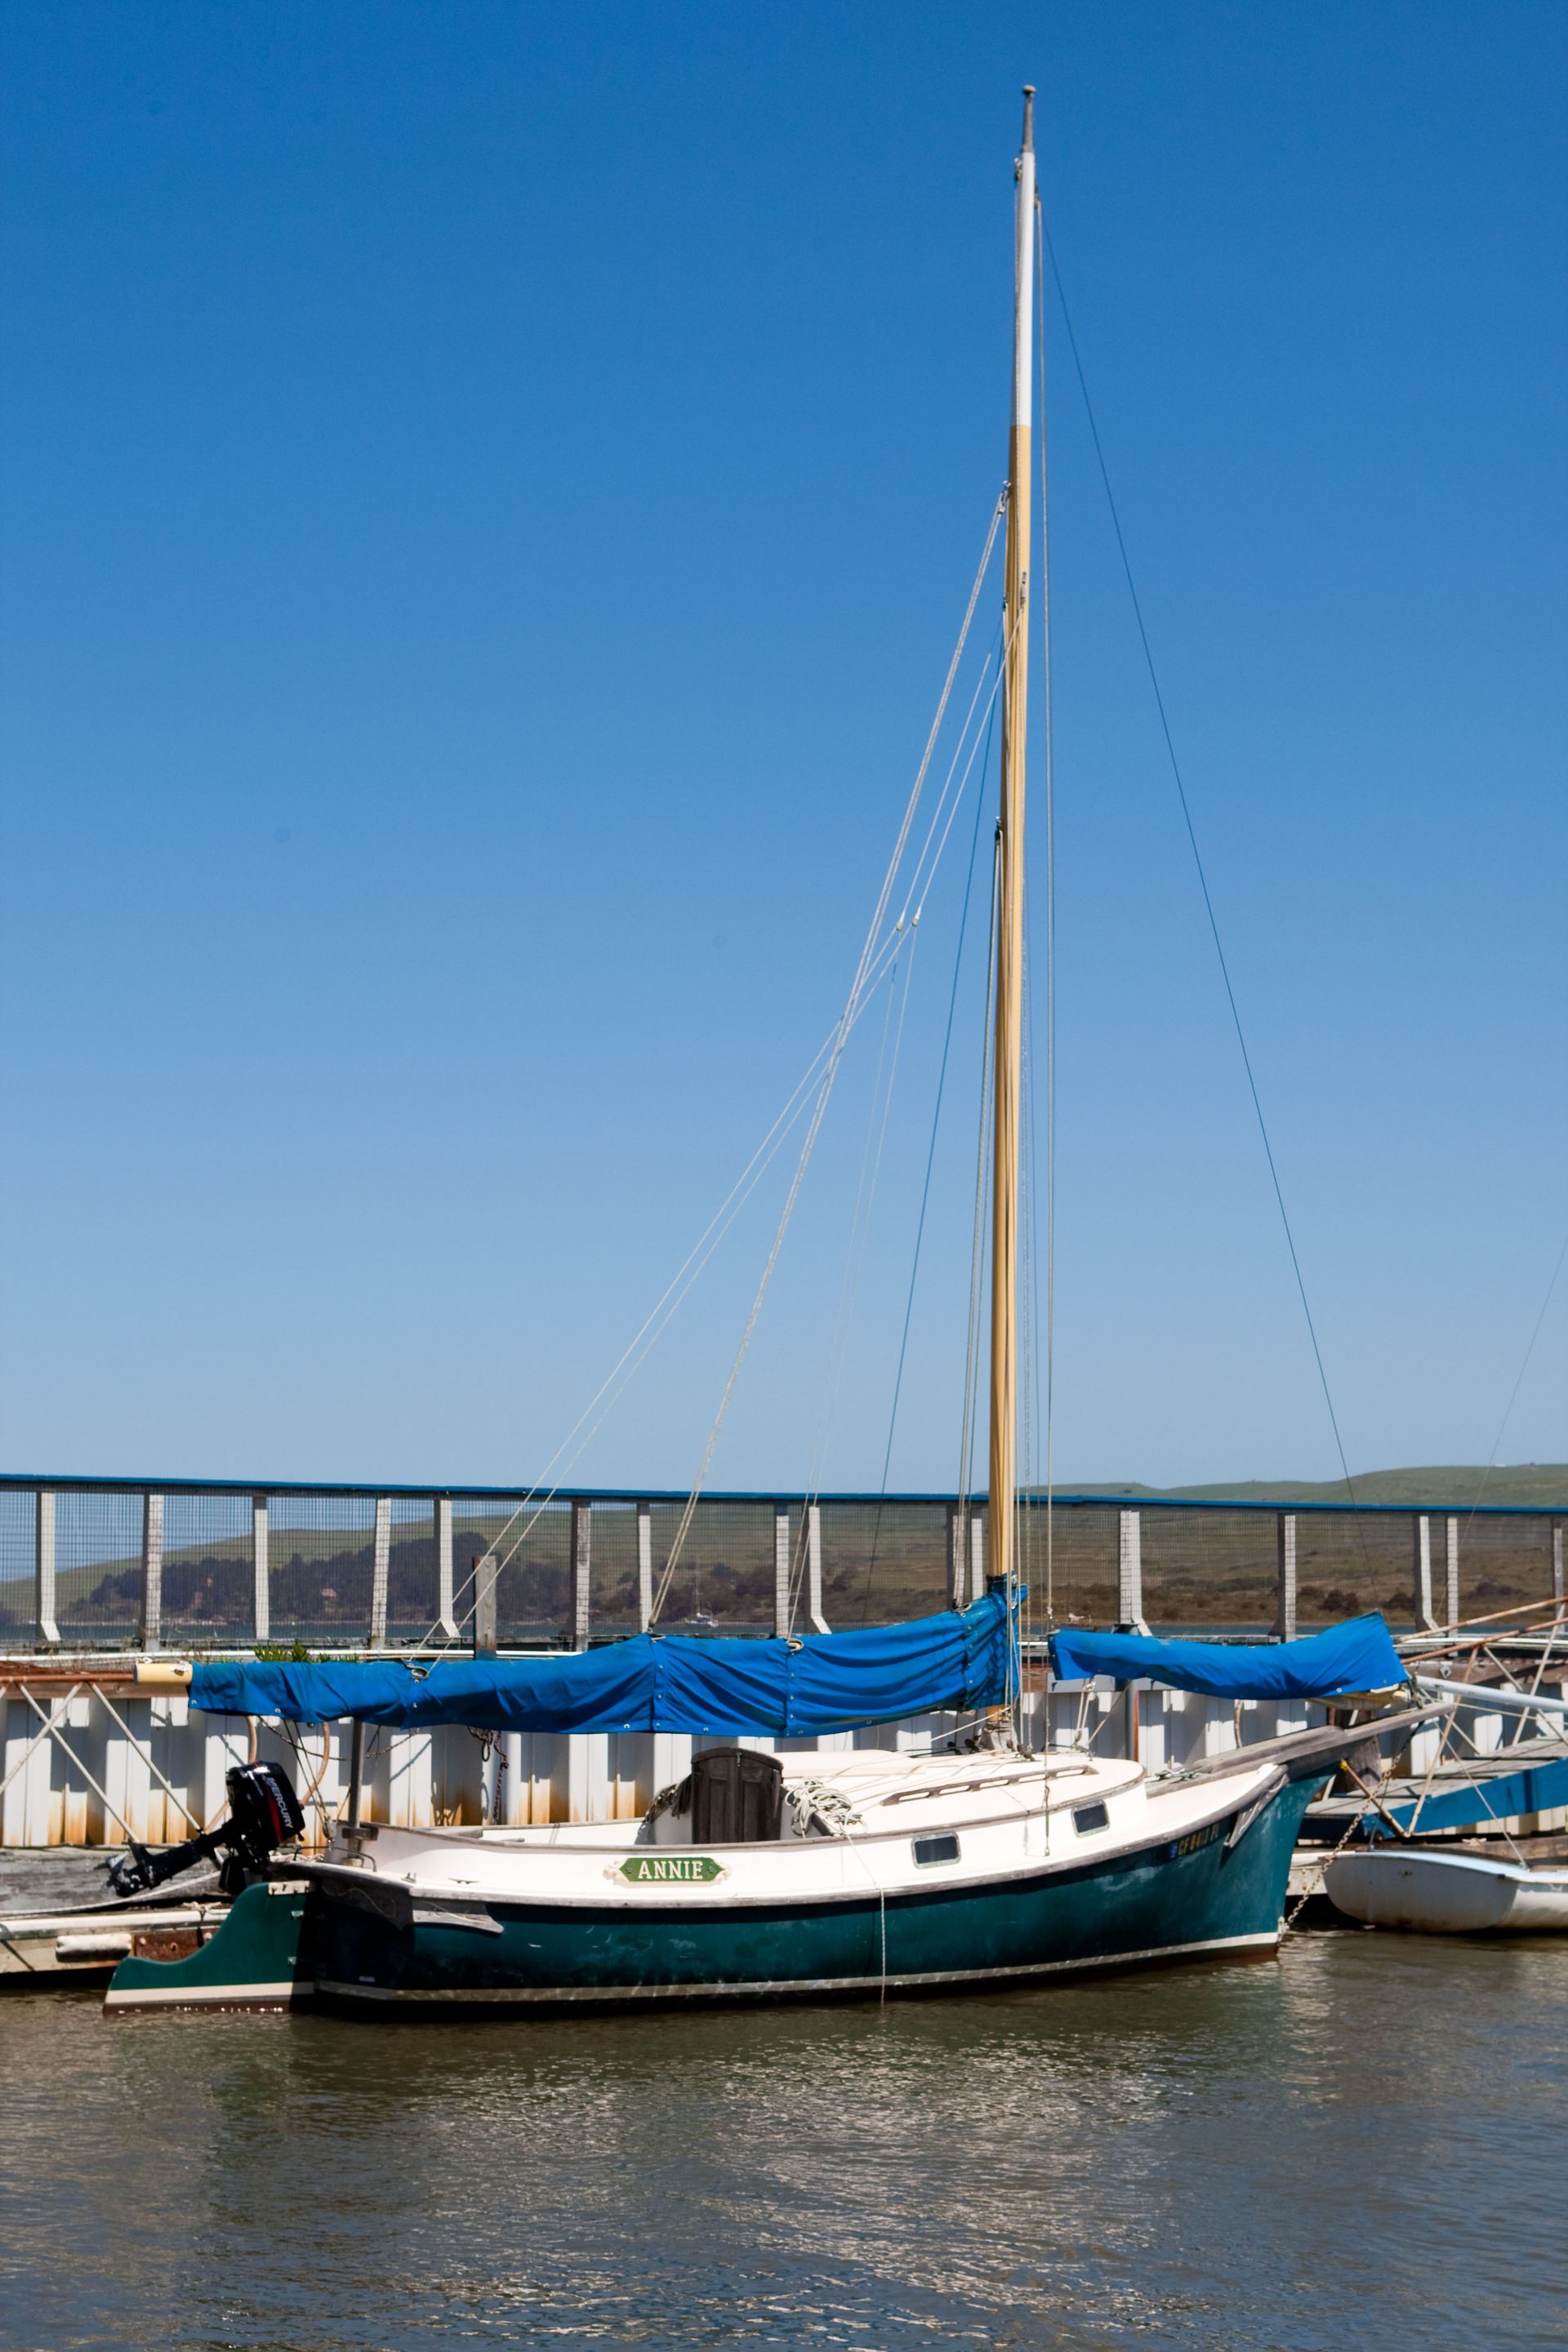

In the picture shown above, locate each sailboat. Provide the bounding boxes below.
[109,94,1416,2017]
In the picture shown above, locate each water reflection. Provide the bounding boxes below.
[2,1936,1561,2350]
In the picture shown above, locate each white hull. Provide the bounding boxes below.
[1325,1846,1568,1935]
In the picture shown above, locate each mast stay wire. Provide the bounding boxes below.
[408,918,919,1650]
[787,619,1011,1614]
[851,682,1000,1625]
[959,831,1003,1519]
[651,493,1009,1619]
[790,930,921,1625]
[1037,199,1365,1540]
[432,488,1007,1643]
[419,491,1009,1650]
[1034,195,1058,1637]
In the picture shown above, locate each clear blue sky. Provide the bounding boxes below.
[1,2,1562,1492]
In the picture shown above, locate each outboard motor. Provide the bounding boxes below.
[107,1760,305,1899]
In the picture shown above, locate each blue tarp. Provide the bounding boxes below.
[189,1589,1011,1737]
[1048,1613,1406,1701]
[1366,1750,1568,1840]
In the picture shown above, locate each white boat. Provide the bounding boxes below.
[1325,1845,1568,1935]
[112,90,1390,2019]
[292,1741,1335,2010]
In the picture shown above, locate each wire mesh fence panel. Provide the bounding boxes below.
[817,1500,951,1627]
[0,1490,34,1640]
[457,1498,572,1645]
[1138,1508,1281,1631]
[52,1491,145,1647]
[1453,1512,1556,1621]
[1290,1512,1432,1628]
[589,1500,644,1641]
[385,1499,438,1645]
[160,1493,255,1645]
[648,1499,776,1633]
[266,1496,376,1646]
[1026,1502,1119,1628]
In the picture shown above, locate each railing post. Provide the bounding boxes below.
[434,1498,457,1639]
[474,1553,498,1655]
[806,1501,828,1633]
[969,1509,985,1602]
[1446,1515,1460,1627]
[33,1490,59,1650]
[947,1503,965,1610]
[368,1497,391,1647]
[252,1496,270,1646]
[773,1503,791,1638]
[1117,1509,1143,1625]
[571,1500,591,1650]
[1553,1521,1564,1606]
[1414,1514,1436,1630]
[138,1493,164,1651]
[1275,1512,1298,1642]
[636,1502,653,1632]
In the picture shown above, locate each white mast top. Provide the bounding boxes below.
[1013,89,1036,434]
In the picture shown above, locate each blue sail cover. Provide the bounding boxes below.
[189,1589,1011,1737]
[1367,1751,1568,1841]
[1049,1613,1405,1701]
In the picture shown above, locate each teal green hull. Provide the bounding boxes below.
[317,1779,1320,2011]
[105,1882,313,2011]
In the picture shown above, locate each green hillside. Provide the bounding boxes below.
[1056,1465,1568,1509]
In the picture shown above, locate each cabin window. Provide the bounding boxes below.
[912,1833,960,1867]
[1072,1802,1110,1836]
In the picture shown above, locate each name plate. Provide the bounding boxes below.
[617,1854,725,1886]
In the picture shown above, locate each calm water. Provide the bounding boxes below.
[1,1932,1561,2351]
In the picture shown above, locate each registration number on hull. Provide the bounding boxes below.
[617,1855,725,1885]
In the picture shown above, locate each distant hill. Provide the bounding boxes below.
[1049,1466,1568,1509]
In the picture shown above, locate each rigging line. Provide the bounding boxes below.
[1034,194,1057,1631]
[488,918,914,1603]
[483,920,919,1594]
[1038,205,1364,1535]
[651,1038,865,1618]
[875,697,998,1507]
[416,933,924,1646]
[855,705,999,1625]
[653,509,1009,1623]
[652,499,1006,1620]
[452,1017,849,1588]
[813,931,923,1624]
[908,624,1015,920]
[842,493,1007,1034]
[795,938,917,1605]
[897,613,1007,927]
[1460,1223,1568,1547]
[810,956,904,1486]
[959,828,1003,1516]
[652,919,929,1624]
[428,1027,846,1633]
[450,499,1006,1644]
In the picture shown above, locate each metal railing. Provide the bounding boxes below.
[0,1474,1561,1654]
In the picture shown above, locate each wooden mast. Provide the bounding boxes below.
[987,87,1036,1600]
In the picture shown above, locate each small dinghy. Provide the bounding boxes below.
[1325,1846,1568,1936]
[1322,1694,1568,1936]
